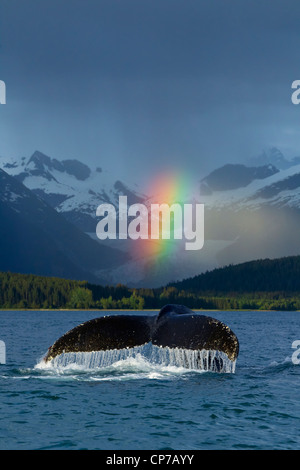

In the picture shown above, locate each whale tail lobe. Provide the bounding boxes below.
[44,304,239,368]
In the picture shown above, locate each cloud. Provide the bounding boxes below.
[1,0,300,183]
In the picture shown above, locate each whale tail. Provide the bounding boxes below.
[44,314,154,362]
[44,304,239,368]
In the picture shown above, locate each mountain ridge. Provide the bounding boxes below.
[0,150,146,233]
[2,147,300,287]
[168,254,300,293]
[200,163,279,194]
[0,168,127,283]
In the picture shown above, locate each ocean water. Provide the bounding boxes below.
[0,309,300,450]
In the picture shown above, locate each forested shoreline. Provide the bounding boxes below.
[1,266,300,311]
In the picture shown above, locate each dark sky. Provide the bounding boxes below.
[1,0,300,184]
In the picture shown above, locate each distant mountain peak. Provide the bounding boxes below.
[27,150,91,181]
[200,162,279,194]
[247,147,293,170]
[0,166,125,283]
[0,150,145,232]
[29,150,53,165]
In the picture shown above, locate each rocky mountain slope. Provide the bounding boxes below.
[0,150,145,232]
[2,147,300,287]
[0,167,126,282]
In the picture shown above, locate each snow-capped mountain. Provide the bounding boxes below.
[197,151,300,277]
[2,146,300,287]
[199,146,300,206]
[200,162,279,194]
[0,150,146,232]
[4,147,299,231]
[200,160,300,211]
[0,167,126,282]
[247,146,300,170]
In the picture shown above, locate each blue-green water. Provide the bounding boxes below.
[0,310,300,450]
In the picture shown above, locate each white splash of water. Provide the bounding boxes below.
[38,343,236,374]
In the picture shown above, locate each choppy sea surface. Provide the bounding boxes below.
[0,309,300,450]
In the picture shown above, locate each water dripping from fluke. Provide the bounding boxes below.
[43,343,236,373]
[43,304,239,373]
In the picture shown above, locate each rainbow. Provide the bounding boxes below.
[129,170,198,263]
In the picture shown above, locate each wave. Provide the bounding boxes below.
[265,356,297,373]
[239,355,297,378]
[34,343,236,380]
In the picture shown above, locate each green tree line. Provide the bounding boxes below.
[169,256,300,293]
[1,266,300,310]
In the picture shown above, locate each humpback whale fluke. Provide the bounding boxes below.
[44,305,239,369]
